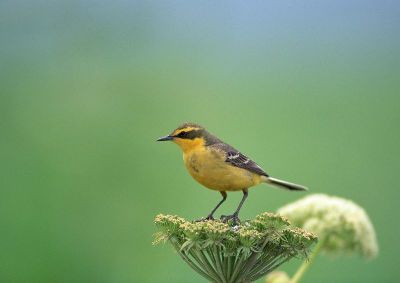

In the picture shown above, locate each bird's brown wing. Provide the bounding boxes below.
[210,143,269,177]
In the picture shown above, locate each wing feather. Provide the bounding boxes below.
[210,143,269,177]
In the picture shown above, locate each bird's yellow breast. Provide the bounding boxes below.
[183,146,262,191]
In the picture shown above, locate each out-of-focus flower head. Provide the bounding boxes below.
[265,271,290,283]
[277,194,378,259]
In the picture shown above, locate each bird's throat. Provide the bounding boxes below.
[174,137,205,154]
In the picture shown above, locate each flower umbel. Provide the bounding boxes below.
[154,213,317,283]
[277,194,378,259]
[269,194,379,283]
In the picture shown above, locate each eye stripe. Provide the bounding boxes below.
[174,129,204,140]
[177,131,187,137]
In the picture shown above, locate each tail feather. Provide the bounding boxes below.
[262,176,308,191]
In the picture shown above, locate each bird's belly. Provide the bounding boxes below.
[184,150,261,191]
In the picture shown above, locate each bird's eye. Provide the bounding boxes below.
[178,131,186,137]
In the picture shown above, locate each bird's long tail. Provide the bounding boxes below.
[261,176,308,191]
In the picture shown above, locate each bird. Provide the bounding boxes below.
[157,122,307,224]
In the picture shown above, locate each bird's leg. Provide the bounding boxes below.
[196,191,227,222]
[221,189,248,225]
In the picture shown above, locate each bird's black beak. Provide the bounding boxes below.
[156,135,174,142]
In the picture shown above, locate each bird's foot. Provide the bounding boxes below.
[195,215,215,222]
[220,214,240,225]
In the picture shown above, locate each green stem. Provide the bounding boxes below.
[198,249,225,283]
[221,248,229,280]
[206,247,218,268]
[226,254,235,282]
[250,256,291,282]
[229,251,246,283]
[212,245,227,283]
[289,240,323,283]
[235,238,270,283]
[170,240,217,282]
[247,253,282,279]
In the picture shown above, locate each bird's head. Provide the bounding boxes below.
[157,122,219,153]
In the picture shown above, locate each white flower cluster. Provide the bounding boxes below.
[277,194,378,259]
[265,271,290,283]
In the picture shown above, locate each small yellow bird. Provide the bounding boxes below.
[157,122,307,223]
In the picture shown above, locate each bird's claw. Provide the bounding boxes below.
[220,214,240,225]
[195,215,215,222]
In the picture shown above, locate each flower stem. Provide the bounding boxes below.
[290,240,323,283]
[170,239,217,282]
[212,245,226,283]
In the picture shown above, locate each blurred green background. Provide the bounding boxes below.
[1,1,399,282]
